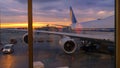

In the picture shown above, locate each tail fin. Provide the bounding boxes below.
[70,6,77,24]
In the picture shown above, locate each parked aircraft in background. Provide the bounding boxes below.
[81,15,114,32]
[53,6,114,33]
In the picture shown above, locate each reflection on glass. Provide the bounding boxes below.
[33,0,115,68]
[2,55,14,68]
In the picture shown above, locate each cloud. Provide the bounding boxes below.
[68,0,114,12]
[0,0,114,24]
[15,0,61,4]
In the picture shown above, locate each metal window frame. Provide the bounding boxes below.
[116,0,120,68]
[27,0,120,68]
[28,0,33,68]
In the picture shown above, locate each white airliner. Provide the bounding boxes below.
[53,6,82,32]
[69,6,82,30]
[6,6,115,54]
[53,6,114,33]
[80,15,114,32]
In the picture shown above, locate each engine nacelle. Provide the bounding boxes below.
[59,36,77,54]
[23,33,28,44]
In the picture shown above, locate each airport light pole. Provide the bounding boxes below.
[28,0,33,68]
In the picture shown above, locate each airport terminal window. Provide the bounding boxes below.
[0,0,115,68]
[32,0,115,68]
[0,0,28,68]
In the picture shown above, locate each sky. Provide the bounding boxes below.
[0,0,114,28]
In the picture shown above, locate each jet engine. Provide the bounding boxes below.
[23,33,28,44]
[59,36,77,54]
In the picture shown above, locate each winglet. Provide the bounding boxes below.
[70,6,77,24]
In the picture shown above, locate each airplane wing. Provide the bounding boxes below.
[35,30,114,43]
[4,28,114,43]
[3,28,115,54]
[34,30,115,54]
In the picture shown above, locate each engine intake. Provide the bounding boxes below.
[23,33,28,44]
[59,36,77,54]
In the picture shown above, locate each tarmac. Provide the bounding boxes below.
[0,29,115,68]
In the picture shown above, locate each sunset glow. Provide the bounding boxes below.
[0,0,114,29]
[0,22,70,28]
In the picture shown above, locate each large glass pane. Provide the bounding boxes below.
[33,0,115,68]
[0,0,28,68]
